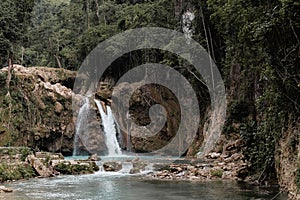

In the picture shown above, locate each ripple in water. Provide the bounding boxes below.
[5,173,287,200]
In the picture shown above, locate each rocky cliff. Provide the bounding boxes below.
[275,121,300,199]
[0,65,76,155]
[0,65,299,198]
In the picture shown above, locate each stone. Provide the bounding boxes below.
[51,153,64,160]
[2,187,13,193]
[103,162,122,172]
[35,152,45,158]
[207,152,221,159]
[88,154,100,161]
[0,186,13,193]
[129,168,141,174]
[27,155,54,177]
[55,102,64,114]
[132,161,147,171]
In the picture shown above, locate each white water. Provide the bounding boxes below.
[73,97,90,156]
[95,99,122,156]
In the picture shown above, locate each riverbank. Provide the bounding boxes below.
[2,169,288,200]
[0,147,99,184]
[0,147,288,199]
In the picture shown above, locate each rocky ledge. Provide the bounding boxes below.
[146,152,249,182]
[27,152,99,177]
[0,147,99,184]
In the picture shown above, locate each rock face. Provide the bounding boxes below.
[275,122,300,199]
[0,65,76,155]
[104,81,182,154]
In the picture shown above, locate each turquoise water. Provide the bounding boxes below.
[6,173,287,200]
[4,156,288,199]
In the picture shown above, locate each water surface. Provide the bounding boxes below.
[6,172,287,200]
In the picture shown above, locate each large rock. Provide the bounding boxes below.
[53,160,99,175]
[0,65,76,155]
[109,82,182,154]
[103,162,122,172]
[88,154,100,161]
[0,186,13,193]
[27,155,54,177]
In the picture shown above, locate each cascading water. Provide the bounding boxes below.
[95,99,122,156]
[73,97,90,156]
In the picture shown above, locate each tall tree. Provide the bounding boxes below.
[0,0,35,66]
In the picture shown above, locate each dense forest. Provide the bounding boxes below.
[0,0,299,195]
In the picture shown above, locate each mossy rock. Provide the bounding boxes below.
[54,161,99,175]
[210,169,223,178]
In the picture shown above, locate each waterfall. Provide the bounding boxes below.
[73,97,90,156]
[95,99,122,156]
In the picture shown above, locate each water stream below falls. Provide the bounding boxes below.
[58,99,288,200]
[5,173,287,200]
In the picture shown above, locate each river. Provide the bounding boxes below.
[4,169,287,200]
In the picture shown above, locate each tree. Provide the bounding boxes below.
[0,0,35,66]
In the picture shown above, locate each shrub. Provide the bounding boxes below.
[0,163,35,182]
[20,147,33,161]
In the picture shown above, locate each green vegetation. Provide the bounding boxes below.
[54,162,99,175]
[0,163,35,182]
[0,0,35,65]
[210,169,223,178]
[20,147,33,161]
[0,0,299,185]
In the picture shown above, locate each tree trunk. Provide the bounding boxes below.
[6,58,13,98]
[94,0,100,24]
[54,54,62,68]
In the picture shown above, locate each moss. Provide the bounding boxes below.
[210,169,223,178]
[54,162,97,175]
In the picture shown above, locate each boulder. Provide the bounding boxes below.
[88,154,100,161]
[0,186,13,193]
[129,168,141,174]
[27,155,54,177]
[206,152,221,159]
[132,160,147,171]
[103,162,122,172]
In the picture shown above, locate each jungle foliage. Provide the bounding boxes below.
[0,0,299,182]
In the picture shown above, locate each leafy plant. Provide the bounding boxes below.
[20,147,32,161]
